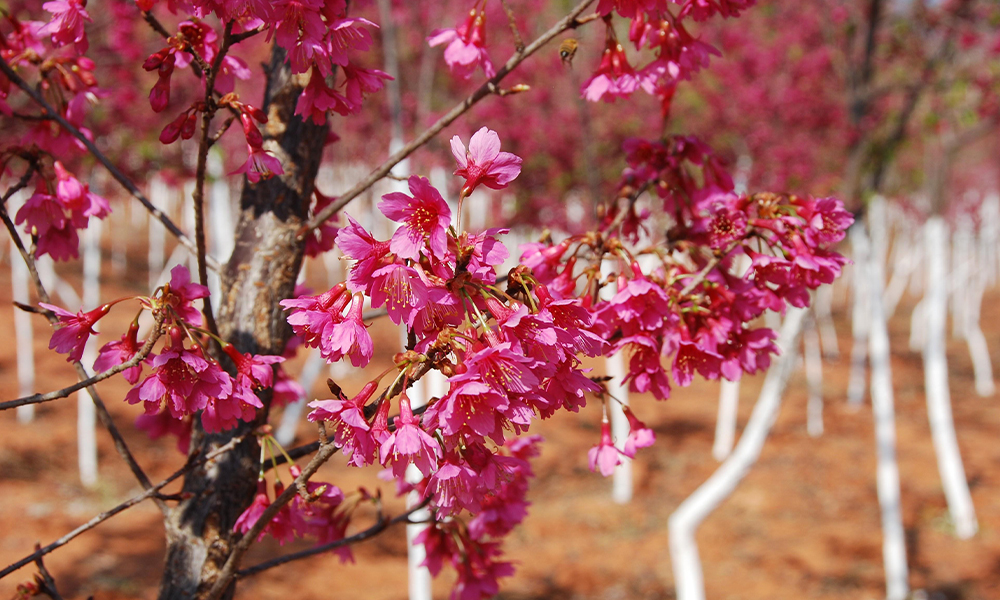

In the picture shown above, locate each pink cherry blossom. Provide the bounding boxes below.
[378,175,452,260]
[325,292,373,367]
[380,397,441,478]
[281,282,350,349]
[587,419,622,477]
[234,144,284,183]
[233,479,295,544]
[450,127,522,197]
[40,0,91,53]
[135,410,191,455]
[39,302,110,362]
[621,407,655,458]
[124,327,232,419]
[163,264,209,326]
[94,322,149,384]
[582,41,640,102]
[428,9,495,80]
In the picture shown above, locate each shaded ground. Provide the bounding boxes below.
[2,243,999,600]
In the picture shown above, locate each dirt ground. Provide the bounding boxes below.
[2,241,999,600]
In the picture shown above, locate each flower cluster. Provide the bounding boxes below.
[579,1,728,114]
[15,161,111,261]
[234,463,352,561]
[428,7,495,80]
[39,265,284,436]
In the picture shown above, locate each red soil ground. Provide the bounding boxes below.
[2,243,999,600]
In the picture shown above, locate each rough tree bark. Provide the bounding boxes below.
[158,47,329,600]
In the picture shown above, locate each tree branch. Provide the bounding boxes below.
[299,0,599,235]
[0,204,163,510]
[0,310,165,411]
[0,435,245,582]
[0,56,220,272]
[235,501,429,578]
[203,439,341,600]
[190,20,236,341]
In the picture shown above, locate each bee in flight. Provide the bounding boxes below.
[559,38,578,67]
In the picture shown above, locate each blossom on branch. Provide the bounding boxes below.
[39,302,110,362]
[379,175,452,260]
[428,8,495,80]
[450,127,523,197]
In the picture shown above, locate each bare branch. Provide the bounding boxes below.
[0,56,220,272]
[0,204,162,507]
[30,550,66,600]
[300,0,599,235]
[678,239,743,297]
[0,310,166,411]
[499,0,525,53]
[0,436,245,582]
[1,162,37,204]
[236,501,430,578]
[203,440,342,600]
[190,20,237,342]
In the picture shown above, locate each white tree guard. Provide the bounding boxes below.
[847,224,871,407]
[183,180,197,276]
[148,175,169,291]
[713,254,751,461]
[813,284,840,360]
[865,225,910,600]
[922,217,978,539]
[78,218,102,488]
[209,152,234,303]
[36,255,81,309]
[607,351,632,504]
[950,217,973,339]
[10,193,36,424]
[909,298,926,353]
[668,307,806,600]
[803,313,824,438]
[963,274,994,397]
[404,370,446,600]
[882,219,916,320]
[110,194,128,276]
[712,379,739,462]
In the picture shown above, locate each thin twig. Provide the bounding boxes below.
[0,310,165,411]
[209,114,237,146]
[678,240,742,297]
[0,57,220,272]
[263,441,320,471]
[602,181,653,235]
[203,440,341,600]
[499,0,525,53]
[31,551,65,600]
[1,162,37,204]
[191,20,235,341]
[206,357,439,599]
[236,501,430,578]
[0,204,163,509]
[300,0,599,235]
[0,436,245,582]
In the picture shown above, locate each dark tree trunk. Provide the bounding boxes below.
[158,46,329,600]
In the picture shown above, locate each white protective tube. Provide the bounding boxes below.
[865,224,910,600]
[847,224,871,407]
[10,194,36,424]
[712,255,751,461]
[607,350,632,503]
[78,218,102,488]
[668,307,806,600]
[922,217,978,539]
[804,312,824,437]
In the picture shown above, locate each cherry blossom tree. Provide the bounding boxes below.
[0,0,854,598]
